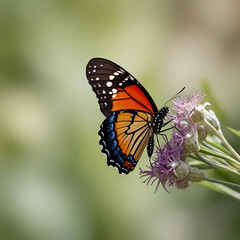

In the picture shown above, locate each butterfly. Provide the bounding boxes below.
[86,58,175,174]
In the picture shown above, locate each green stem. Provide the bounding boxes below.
[188,159,212,170]
[204,176,240,189]
[203,119,240,162]
[200,145,240,169]
[218,129,240,162]
[196,153,240,176]
[202,140,227,155]
[205,137,231,155]
[188,154,200,161]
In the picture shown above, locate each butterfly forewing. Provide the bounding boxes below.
[86,58,158,117]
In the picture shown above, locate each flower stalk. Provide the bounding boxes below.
[204,176,240,189]
[199,146,240,169]
[203,119,240,162]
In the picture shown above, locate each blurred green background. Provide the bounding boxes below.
[1,0,240,240]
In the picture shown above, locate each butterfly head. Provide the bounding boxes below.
[159,106,169,116]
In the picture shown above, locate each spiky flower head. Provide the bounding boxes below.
[140,130,184,192]
[140,91,207,192]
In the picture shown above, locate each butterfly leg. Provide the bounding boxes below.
[159,133,172,149]
[162,119,173,127]
[159,126,174,133]
[158,127,173,149]
[174,126,184,136]
[162,122,184,136]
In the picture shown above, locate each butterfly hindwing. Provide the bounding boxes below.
[98,110,153,174]
[86,58,158,117]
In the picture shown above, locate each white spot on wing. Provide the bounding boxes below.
[93,70,96,73]
[103,90,106,94]
[109,75,115,80]
[113,72,119,76]
[112,88,117,94]
[96,77,99,80]
[119,83,123,86]
[130,75,134,80]
[106,81,113,87]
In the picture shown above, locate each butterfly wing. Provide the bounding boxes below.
[86,58,158,117]
[98,110,153,174]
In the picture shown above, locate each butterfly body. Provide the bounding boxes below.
[152,107,169,134]
[147,135,154,161]
[86,58,169,174]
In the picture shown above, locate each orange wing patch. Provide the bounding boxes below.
[116,112,133,122]
[111,85,156,114]
[115,111,153,163]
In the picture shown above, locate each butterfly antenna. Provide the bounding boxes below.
[164,87,185,107]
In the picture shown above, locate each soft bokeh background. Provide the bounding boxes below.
[1,0,240,240]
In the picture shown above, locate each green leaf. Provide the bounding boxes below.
[226,126,240,138]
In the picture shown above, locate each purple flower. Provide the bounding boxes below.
[140,92,206,192]
[140,132,184,192]
[172,92,205,120]
[169,92,205,136]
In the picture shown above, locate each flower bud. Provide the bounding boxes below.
[191,106,205,123]
[174,161,189,179]
[204,109,220,132]
[196,123,207,141]
[175,178,190,189]
[188,167,205,182]
[183,133,200,153]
